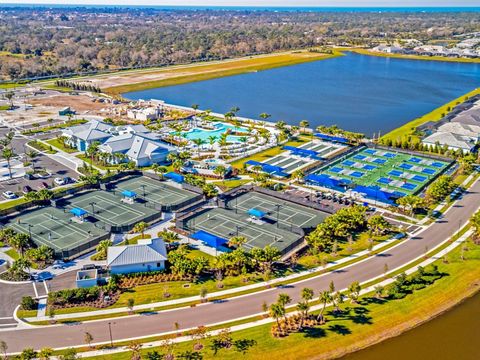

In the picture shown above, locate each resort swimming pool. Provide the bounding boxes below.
[175,122,249,143]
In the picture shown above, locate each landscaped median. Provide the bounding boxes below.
[19,233,404,325]
[44,226,480,360]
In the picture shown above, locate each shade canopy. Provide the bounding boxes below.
[165,172,184,183]
[191,230,227,249]
[283,145,319,158]
[247,208,266,219]
[70,207,87,217]
[122,190,137,198]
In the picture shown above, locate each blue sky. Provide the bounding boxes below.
[3,1,480,7]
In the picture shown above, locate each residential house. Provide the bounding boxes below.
[107,238,167,274]
[422,132,477,154]
[127,107,162,121]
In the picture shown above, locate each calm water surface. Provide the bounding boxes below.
[124,52,480,136]
[342,291,480,360]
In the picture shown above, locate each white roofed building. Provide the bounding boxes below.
[107,238,167,274]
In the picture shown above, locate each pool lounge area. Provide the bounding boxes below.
[174,122,249,143]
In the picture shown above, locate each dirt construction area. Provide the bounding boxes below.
[28,93,116,113]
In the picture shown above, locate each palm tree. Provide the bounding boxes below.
[296,301,309,329]
[1,147,15,179]
[208,135,217,147]
[38,347,53,360]
[291,169,304,182]
[192,138,206,158]
[159,230,180,243]
[10,233,30,256]
[239,136,248,155]
[133,221,148,239]
[299,120,309,134]
[317,290,332,324]
[86,141,100,165]
[348,281,361,303]
[259,113,271,121]
[301,287,314,313]
[227,236,247,248]
[269,303,285,328]
[25,150,38,172]
[4,91,14,109]
[213,165,227,181]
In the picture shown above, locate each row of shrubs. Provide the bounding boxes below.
[115,271,193,289]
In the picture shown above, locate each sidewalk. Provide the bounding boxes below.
[24,232,402,322]
[69,229,473,359]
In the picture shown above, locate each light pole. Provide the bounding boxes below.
[27,223,33,239]
[108,322,115,348]
[89,201,96,215]
[141,184,146,198]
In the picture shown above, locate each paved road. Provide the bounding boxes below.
[1,179,480,352]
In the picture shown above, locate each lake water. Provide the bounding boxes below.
[342,291,480,360]
[124,52,480,136]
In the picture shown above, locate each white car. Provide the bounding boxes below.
[54,177,65,186]
[2,191,17,199]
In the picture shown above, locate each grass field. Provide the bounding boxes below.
[86,236,480,360]
[45,138,78,153]
[104,50,342,94]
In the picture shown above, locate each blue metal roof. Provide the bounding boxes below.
[283,145,318,158]
[70,207,87,217]
[247,208,266,219]
[165,172,184,183]
[122,190,137,198]
[314,133,349,144]
[191,230,227,249]
[245,160,288,177]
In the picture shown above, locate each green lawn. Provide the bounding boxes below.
[211,179,251,189]
[45,138,78,153]
[0,197,28,210]
[86,237,480,360]
[5,248,20,260]
[27,140,57,154]
[0,105,11,110]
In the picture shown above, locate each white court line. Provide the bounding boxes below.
[235,195,315,227]
[32,282,39,298]
[194,212,287,243]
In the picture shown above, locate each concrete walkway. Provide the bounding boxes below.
[24,231,402,322]
[56,229,473,358]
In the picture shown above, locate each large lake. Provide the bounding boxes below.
[124,52,480,136]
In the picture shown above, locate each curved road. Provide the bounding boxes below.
[2,179,480,352]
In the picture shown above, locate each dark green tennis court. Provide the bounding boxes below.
[226,191,327,229]
[183,191,327,254]
[59,190,160,229]
[5,206,109,255]
[113,176,199,208]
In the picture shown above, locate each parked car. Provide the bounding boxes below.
[63,176,75,184]
[82,264,97,270]
[38,182,49,189]
[2,190,18,199]
[24,173,35,180]
[22,185,33,194]
[54,177,65,186]
[32,272,54,282]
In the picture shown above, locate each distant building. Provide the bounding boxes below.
[371,45,404,54]
[62,119,175,165]
[127,107,162,121]
[422,132,476,154]
[59,107,75,116]
[107,238,167,274]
